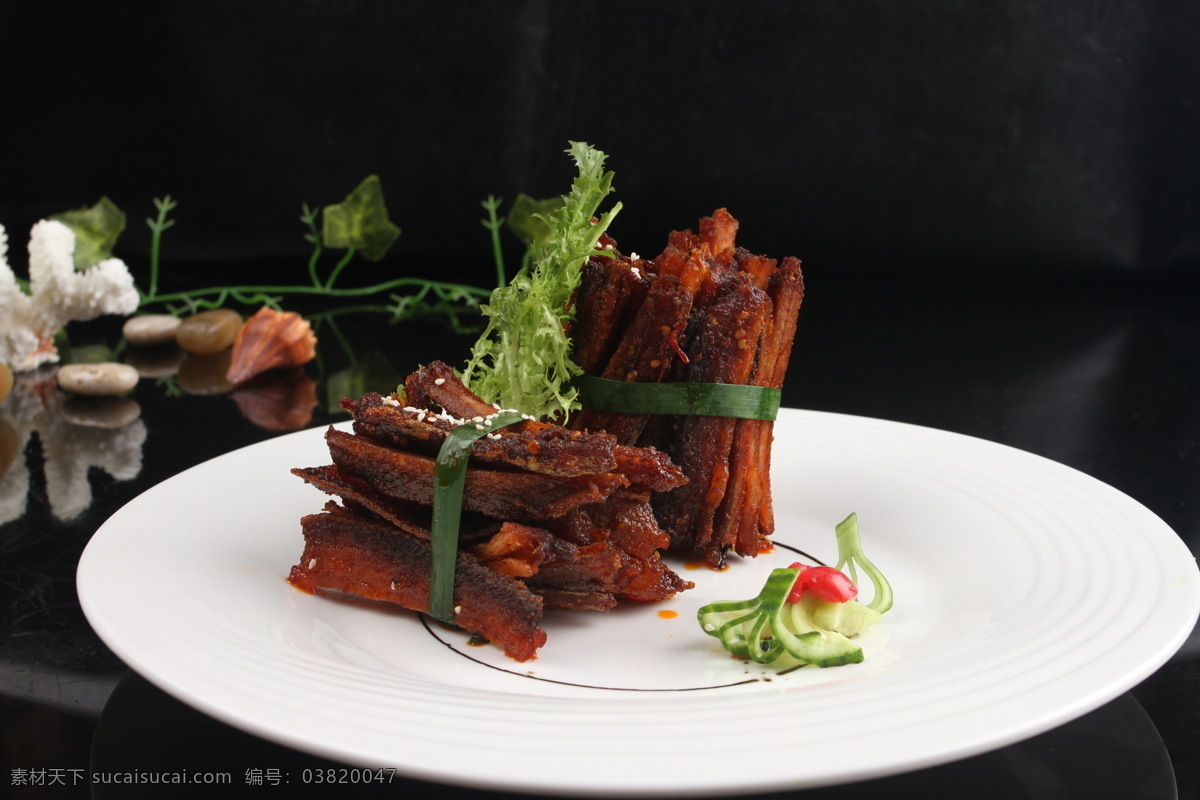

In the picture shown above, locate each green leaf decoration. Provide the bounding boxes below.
[50,197,127,271]
[321,175,402,262]
[506,193,565,246]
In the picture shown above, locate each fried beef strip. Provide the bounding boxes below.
[571,256,650,375]
[396,364,687,493]
[345,392,621,477]
[568,209,804,568]
[291,464,499,544]
[326,428,629,522]
[292,362,693,661]
[288,503,547,662]
[714,258,805,558]
[569,275,697,445]
[652,281,772,563]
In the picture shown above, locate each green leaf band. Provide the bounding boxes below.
[573,375,781,420]
[429,410,525,624]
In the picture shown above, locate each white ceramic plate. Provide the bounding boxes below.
[77,409,1200,797]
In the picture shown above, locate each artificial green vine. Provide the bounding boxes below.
[126,176,493,319]
[145,195,177,298]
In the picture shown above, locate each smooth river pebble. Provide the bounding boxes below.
[176,309,244,355]
[57,362,140,396]
[123,314,182,347]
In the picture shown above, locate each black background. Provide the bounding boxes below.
[3,1,1199,280]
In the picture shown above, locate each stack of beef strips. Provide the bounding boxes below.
[289,209,802,662]
[289,362,693,662]
[570,208,804,568]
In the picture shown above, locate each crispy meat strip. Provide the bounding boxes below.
[398,363,687,493]
[325,428,628,522]
[467,522,591,579]
[652,281,772,564]
[533,589,617,612]
[571,255,649,375]
[561,499,670,559]
[344,393,620,477]
[698,207,739,259]
[288,503,547,662]
[570,275,696,445]
[467,520,689,605]
[404,361,504,423]
[292,464,499,544]
[743,258,804,550]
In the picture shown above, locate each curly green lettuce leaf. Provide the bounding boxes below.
[50,197,127,271]
[460,142,621,420]
[321,175,402,262]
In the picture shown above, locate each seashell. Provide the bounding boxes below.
[225,307,318,386]
[230,369,318,431]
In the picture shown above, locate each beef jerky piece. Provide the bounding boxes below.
[326,428,628,522]
[542,529,689,602]
[292,464,499,544]
[288,504,546,662]
[733,248,778,292]
[652,246,710,294]
[539,507,691,601]
[571,256,649,375]
[611,553,695,603]
[533,589,617,612]
[467,522,593,579]
[570,275,696,445]
[612,444,687,493]
[402,365,686,492]
[664,228,701,253]
[746,258,805,546]
[653,283,772,565]
[567,499,670,559]
[523,540,624,594]
[465,520,675,605]
[405,361,509,423]
[468,520,686,604]
[712,257,804,558]
[698,208,739,260]
[345,393,621,478]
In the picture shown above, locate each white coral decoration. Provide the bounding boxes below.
[0,219,140,371]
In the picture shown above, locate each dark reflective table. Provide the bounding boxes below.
[2,264,1197,799]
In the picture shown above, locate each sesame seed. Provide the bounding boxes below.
[434,378,446,385]
[308,559,317,569]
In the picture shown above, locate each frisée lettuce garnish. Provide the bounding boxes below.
[696,513,893,668]
[460,142,621,421]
